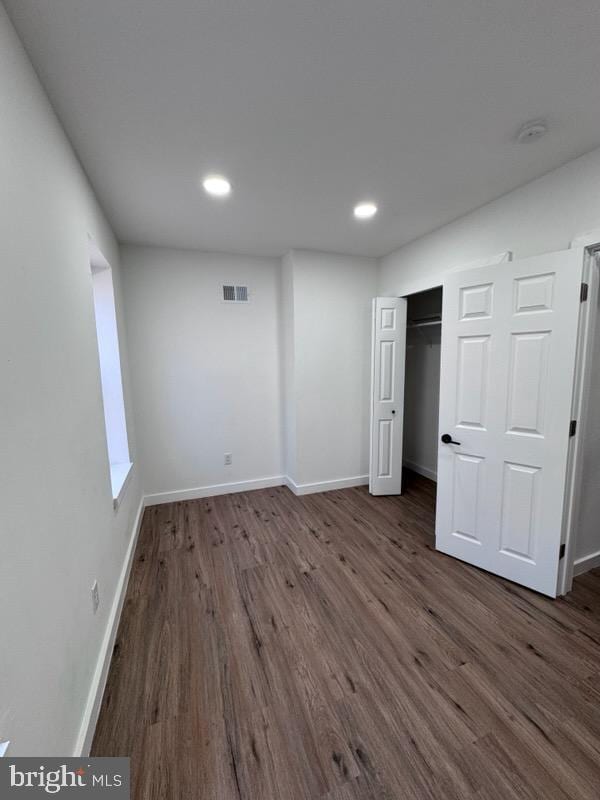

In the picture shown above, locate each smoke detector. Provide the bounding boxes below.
[516,119,548,143]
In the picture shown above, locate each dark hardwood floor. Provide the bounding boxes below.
[92,472,600,799]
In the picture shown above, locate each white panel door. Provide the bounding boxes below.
[436,249,583,596]
[370,297,407,495]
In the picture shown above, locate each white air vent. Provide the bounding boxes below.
[222,285,249,303]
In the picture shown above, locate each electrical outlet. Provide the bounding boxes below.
[224,452,232,466]
[91,581,100,615]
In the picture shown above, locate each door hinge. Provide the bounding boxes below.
[569,419,577,437]
[559,543,566,560]
[581,282,589,302]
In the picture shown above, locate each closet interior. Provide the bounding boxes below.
[403,287,443,483]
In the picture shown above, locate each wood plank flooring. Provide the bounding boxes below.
[92,471,600,799]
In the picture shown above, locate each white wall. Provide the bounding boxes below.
[121,246,283,499]
[283,251,378,488]
[123,246,377,498]
[380,145,600,295]
[0,5,141,756]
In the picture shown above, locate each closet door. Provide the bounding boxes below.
[436,248,583,596]
[369,297,407,495]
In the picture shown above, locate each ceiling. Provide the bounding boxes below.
[5,0,600,258]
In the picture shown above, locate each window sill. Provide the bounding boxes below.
[110,461,133,511]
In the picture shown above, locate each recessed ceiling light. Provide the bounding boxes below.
[354,202,378,220]
[202,174,232,197]
[516,119,548,144]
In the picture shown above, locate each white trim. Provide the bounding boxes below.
[87,234,111,273]
[74,495,145,756]
[573,549,600,577]
[285,475,369,496]
[111,461,133,510]
[368,299,377,495]
[571,228,600,249]
[403,460,437,482]
[144,475,285,506]
[387,251,512,299]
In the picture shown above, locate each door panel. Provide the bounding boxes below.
[377,420,393,478]
[436,248,583,596]
[514,273,554,314]
[379,340,395,401]
[451,453,484,544]
[456,335,490,429]
[499,461,540,561]
[506,331,549,435]
[460,283,494,319]
[370,297,407,495]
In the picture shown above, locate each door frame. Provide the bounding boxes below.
[559,233,600,594]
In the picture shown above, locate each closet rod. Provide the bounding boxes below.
[407,317,441,329]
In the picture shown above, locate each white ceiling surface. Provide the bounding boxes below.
[5,0,600,258]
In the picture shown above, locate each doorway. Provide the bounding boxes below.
[563,249,600,590]
[403,287,442,485]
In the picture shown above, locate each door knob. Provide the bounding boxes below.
[391,409,396,415]
[441,433,461,445]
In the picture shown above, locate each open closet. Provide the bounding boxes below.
[403,287,442,483]
[370,244,591,596]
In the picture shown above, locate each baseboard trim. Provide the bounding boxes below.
[573,549,600,577]
[403,460,437,482]
[285,475,369,496]
[144,475,285,506]
[74,494,146,756]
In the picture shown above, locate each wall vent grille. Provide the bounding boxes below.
[222,285,249,303]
